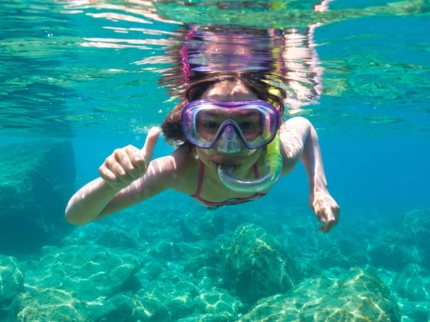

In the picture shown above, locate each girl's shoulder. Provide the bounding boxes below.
[151,145,199,194]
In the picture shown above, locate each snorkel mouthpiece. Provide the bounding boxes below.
[217,131,282,193]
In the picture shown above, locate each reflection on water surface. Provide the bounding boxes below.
[0,0,429,136]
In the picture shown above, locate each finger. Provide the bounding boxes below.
[121,146,145,178]
[105,156,134,183]
[318,225,327,233]
[130,150,147,176]
[99,165,129,189]
[112,148,140,179]
[315,209,326,224]
[99,166,117,183]
[142,127,161,163]
[322,221,333,234]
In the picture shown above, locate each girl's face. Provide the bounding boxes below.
[194,80,263,174]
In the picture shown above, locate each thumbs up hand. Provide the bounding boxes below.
[99,127,161,191]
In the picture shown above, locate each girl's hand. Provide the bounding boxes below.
[99,127,161,191]
[309,190,340,233]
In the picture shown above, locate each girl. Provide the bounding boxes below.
[65,74,340,233]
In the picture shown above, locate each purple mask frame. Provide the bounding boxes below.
[181,99,280,150]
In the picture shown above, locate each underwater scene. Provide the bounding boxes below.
[1,0,430,321]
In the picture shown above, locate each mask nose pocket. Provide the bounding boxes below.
[217,125,241,153]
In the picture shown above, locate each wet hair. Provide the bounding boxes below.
[160,72,285,147]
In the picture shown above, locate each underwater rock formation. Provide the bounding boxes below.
[92,293,171,322]
[0,140,76,256]
[369,208,430,271]
[179,211,224,241]
[0,256,24,307]
[239,267,402,322]
[8,287,92,322]
[395,263,430,302]
[22,244,142,302]
[195,288,241,320]
[220,223,300,305]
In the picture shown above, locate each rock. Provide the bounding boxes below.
[0,140,76,256]
[318,237,368,269]
[369,208,430,271]
[220,224,299,305]
[395,263,430,301]
[179,211,224,241]
[136,280,195,321]
[195,289,241,320]
[96,227,139,250]
[8,287,92,322]
[411,302,430,322]
[22,244,142,301]
[368,242,413,271]
[177,313,231,322]
[92,293,171,322]
[142,260,168,280]
[183,242,221,277]
[148,240,185,261]
[0,256,24,306]
[240,267,402,322]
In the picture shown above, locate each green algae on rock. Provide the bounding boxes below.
[8,287,92,322]
[221,224,300,305]
[239,267,402,322]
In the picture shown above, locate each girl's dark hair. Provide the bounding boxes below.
[158,25,288,147]
[161,72,285,147]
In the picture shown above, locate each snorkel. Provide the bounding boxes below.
[216,130,282,193]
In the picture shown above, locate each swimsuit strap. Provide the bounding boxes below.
[253,162,259,178]
[190,161,205,198]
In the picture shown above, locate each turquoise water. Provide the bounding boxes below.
[1,0,430,321]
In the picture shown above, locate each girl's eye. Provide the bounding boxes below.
[240,121,258,133]
[204,122,219,129]
[240,122,253,130]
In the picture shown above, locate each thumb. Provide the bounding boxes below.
[142,127,161,163]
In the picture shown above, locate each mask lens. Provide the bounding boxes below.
[196,109,222,142]
[182,100,279,149]
[235,110,263,141]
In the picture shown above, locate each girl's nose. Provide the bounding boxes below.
[216,126,241,153]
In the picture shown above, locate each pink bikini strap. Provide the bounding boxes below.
[191,161,205,197]
[253,163,259,178]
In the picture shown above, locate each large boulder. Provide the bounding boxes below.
[8,288,92,322]
[0,140,76,256]
[220,224,300,305]
[240,267,402,322]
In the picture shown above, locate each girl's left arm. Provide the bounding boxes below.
[279,117,340,233]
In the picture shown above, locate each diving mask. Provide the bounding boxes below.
[181,99,280,153]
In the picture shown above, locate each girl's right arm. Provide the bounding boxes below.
[65,128,177,225]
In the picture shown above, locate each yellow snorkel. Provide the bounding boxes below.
[265,130,282,178]
[217,130,283,193]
